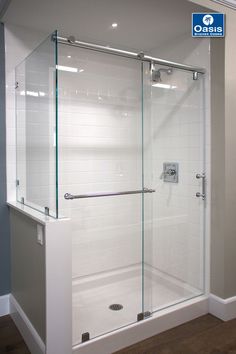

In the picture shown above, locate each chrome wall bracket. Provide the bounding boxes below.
[137,312,144,321]
[193,71,199,80]
[68,35,76,44]
[44,207,50,216]
[81,332,90,343]
[137,311,152,322]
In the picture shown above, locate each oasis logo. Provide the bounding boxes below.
[192,13,224,37]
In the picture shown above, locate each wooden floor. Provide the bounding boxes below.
[115,315,236,354]
[0,315,30,354]
[1,314,236,354]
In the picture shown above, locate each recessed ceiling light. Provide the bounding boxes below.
[112,23,118,28]
[67,55,71,59]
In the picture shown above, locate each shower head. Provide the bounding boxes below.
[152,67,173,83]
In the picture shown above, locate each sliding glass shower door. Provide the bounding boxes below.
[58,45,155,345]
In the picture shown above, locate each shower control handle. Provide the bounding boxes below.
[165,169,176,176]
[196,173,206,200]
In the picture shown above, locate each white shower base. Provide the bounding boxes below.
[72,265,202,346]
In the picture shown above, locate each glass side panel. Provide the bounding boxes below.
[57,44,144,345]
[15,32,58,217]
[146,66,205,313]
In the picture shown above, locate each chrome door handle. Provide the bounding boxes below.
[196,173,206,200]
[64,188,155,200]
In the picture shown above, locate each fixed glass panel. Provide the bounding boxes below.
[57,44,145,344]
[147,65,205,313]
[15,32,58,217]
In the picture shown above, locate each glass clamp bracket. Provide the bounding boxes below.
[81,332,90,343]
[137,311,151,322]
[44,207,50,216]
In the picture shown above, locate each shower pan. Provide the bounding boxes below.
[13,31,207,353]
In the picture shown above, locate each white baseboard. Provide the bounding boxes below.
[209,293,236,321]
[10,295,45,354]
[0,294,9,316]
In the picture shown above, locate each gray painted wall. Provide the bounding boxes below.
[10,208,46,341]
[0,22,10,296]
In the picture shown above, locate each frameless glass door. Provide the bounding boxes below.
[145,65,205,314]
[57,44,154,344]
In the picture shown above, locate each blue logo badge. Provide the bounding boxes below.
[192,13,225,37]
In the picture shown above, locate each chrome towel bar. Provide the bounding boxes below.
[64,188,155,200]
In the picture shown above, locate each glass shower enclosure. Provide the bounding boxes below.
[15,31,206,348]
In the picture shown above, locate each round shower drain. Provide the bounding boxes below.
[109,304,123,311]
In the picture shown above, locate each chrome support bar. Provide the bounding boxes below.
[56,36,206,74]
[64,188,155,200]
[196,173,206,200]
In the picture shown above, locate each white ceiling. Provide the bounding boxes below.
[3,0,210,52]
[211,0,236,9]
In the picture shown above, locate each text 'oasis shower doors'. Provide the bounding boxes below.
[192,13,225,37]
